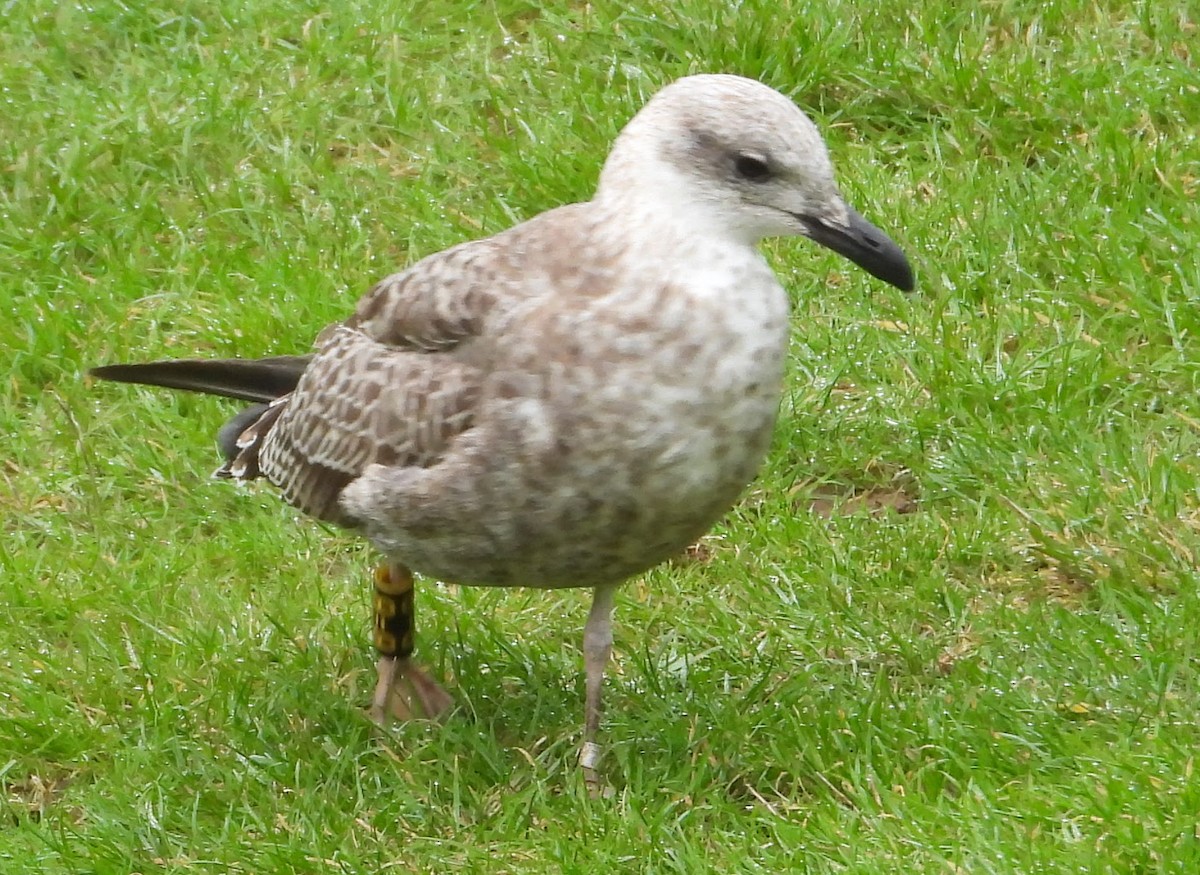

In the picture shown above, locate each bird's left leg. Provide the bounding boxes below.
[579,582,619,789]
[369,562,454,723]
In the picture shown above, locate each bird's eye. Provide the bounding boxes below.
[733,154,771,181]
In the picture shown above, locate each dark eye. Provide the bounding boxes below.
[733,153,771,181]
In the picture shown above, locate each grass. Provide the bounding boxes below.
[2,0,1199,870]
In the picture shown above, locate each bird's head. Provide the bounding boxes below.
[598,74,914,292]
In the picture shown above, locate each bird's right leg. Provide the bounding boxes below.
[579,582,618,791]
[369,562,454,723]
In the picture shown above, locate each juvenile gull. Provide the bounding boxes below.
[91,74,914,786]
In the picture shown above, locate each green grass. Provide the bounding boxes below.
[3,0,1199,870]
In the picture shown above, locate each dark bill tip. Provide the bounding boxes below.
[798,204,914,292]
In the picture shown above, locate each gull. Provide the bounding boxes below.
[91,73,914,787]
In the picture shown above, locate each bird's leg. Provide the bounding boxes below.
[369,562,454,724]
[579,582,618,789]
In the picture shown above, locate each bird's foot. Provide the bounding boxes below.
[369,655,455,724]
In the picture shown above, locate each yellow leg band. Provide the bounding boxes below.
[373,565,415,658]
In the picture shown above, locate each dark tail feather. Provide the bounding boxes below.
[89,355,312,403]
[215,399,288,477]
[216,403,271,461]
[91,355,312,482]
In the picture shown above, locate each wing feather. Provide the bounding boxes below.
[253,236,511,523]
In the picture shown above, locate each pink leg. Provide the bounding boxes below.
[579,583,618,790]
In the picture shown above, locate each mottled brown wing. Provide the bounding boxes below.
[233,207,591,525]
[258,325,482,524]
[245,240,514,524]
[342,238,504,349]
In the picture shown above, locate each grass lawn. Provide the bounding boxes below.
[3,0,1199,871]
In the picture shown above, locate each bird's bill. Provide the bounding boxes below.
[798,203,914,292]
